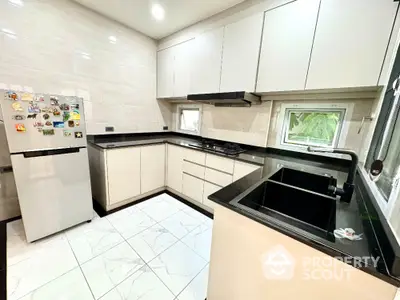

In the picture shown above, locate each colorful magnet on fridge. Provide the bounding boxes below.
[12,115,26,120]
[33,121,44,128]
[59,103,70,111]
[74,131,83,138]
[42,129,55,136]
[40,107,52,113]
[75,121,80,127]
[5,90,19,101]
[68,120,74,127]
[15,123,26,132]
[63,112,70,122]
[21,93,33,101]
[50,97,59,106]
[45,121,52,126]
[37,128,43,133]
[27,114,38,119]
[53,109,61,116]
[53,121,64,128]
[43,113,50,120]
[28,104,40,113]
[34,95,45,102]
[70,109,80,120]
[63,130,72,137]
[70,104,79,109]
[12,102,23,111]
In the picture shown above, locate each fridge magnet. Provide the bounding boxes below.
[28,104,40,113]
[40,107,52,113]
[27,113,38,119]
[15,123,26,132]
[70,109,81,120]
[60,103,70,111]
[63,130,72,137]
[43,113,50,120]
[70,103,79,109]
[21,93,33,101]
[45,121,52,126]
[5,90,19,101]
[53,121,64,128]
[63,112,70,122]
[37,128,43,133]
[33,121,44,128]
[74,131,83,138]
[42,129,55,136]
[75,121,80,127]
[50,97,59,106]
[68,120,74,127]
[34,95,45,102]
[11,102,23,111]
[53,109,61,116]
[12,115,26,120]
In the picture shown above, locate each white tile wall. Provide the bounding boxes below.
[0,0,172,134]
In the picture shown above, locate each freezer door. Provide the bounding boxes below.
[0,91,87,153]
[11,147,93,242]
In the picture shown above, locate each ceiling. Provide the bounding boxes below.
[73,0,246,40]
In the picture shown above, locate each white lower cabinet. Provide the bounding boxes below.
[233,160,260,182]
[182,173,204,203]
[203,181,221,210]
[107,147,141,205]
[141,144,165,194]
[167,144,184,193]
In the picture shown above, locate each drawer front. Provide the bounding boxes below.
[233,160,260,181]
[205,168,233,187]
[184,148,206,165]
[183,161,205,179]
[182,173,204,203]
[203,181,221,210]
[206,154,234,174]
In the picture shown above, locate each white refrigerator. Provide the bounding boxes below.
[0,90,93,242]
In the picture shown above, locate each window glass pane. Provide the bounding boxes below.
[284,109,344,147]
[179,109,199,132]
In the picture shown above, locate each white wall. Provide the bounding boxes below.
[0,0,172,134]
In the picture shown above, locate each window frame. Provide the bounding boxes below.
[176,104,202,135]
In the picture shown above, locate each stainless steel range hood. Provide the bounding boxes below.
[187,91,261,107]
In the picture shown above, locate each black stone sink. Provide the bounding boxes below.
[232,168,337,241]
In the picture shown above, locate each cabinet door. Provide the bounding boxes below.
[182,173,204,203]
[107,147,141,205]
[167,144,184,193]
[157,47,174,98]
[233,161,260,182]
[174,40,194,97]
[256,0,320,92]
[190,27,224,94]
[203,181,221,210]
[141,144,166,194]
[306,0,398,89]
[220,13,263,92]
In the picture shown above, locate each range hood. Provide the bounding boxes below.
[187,91,261,107]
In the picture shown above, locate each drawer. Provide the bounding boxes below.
[182,173,204,203]
[184,148,206,165]
[203,181,220,210]
[183,161,205,179]
[205,168,233,187]
[206,154,234,174]
[233,160,260,181]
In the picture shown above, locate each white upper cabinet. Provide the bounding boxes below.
[256,0,320,93]
[141,144,166,194]
[157,47,174,98]
[174,40,194,97]
[190,27,224,94]
[306,0,398,90]
[220,13,264,92]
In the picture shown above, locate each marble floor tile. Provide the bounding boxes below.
[100,266,174,300]
[134,194,165,210]
[159,211,203,239]
[182,207,211,225]
[162,194,188,211]
[18,268,93,300]
[181,224,212,261]
[65,217,124,264]
[178,265,209,300]
[148,241,207,296]
[7,234,78,300]
[107,206,156,239]
[139,200,181,223]
[127,224,178,263]
[81,241,145,299]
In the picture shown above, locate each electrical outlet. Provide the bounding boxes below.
[105,126,114,132]
[163,126,168,130]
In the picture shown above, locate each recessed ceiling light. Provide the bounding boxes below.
[151,3,165,21]
[8,0,24,7]
[108,36,117,44]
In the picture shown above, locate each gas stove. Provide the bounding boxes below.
[189,139,246,156]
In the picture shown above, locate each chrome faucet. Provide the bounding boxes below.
[307,146,359,203]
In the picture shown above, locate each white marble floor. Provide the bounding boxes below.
[6,193,213,300]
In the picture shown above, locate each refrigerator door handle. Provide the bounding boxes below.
[18,147,85,158]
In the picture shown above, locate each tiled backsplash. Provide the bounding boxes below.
[0,0,171,134]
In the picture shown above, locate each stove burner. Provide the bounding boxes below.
[190,140,246,156]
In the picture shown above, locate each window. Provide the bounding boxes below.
[178,107,200,134]
[282,109,345,148]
